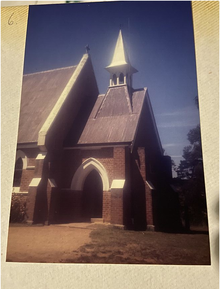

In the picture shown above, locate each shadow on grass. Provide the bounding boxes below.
[59,224,211,265]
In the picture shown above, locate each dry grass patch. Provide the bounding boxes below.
[60,225,210,265]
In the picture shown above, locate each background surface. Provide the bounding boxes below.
[1,1,219,289]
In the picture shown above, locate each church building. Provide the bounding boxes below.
[11,30,181,231]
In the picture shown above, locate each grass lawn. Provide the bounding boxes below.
[60,224,211,265]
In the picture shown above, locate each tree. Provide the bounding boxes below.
[176,98,207,227]
[176,125,202,179]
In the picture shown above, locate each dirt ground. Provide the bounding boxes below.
[6,223,211,265]
[6,223,95,263]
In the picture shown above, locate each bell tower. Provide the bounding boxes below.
[105,30,138,89]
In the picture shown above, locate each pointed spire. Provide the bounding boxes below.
[106,30,137,74]
[107,30,129,67]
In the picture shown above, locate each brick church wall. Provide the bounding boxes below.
[15,148,39,193]
[103,191,111,223]
[110,147,126,225]
[61,147,114,188]
[113,147,125,179]
[110,189,123,224]
[59,146,127,225]
[20,169,34,192]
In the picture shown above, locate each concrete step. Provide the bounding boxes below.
[90,218,103,223]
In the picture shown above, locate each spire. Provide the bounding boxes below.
[107,30,128,67]
[106,30,137,88]
[106,30,137,74]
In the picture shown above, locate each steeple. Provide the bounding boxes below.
[106,30,137,88]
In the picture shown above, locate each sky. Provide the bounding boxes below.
[23,1,200,169]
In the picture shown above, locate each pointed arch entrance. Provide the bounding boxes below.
[71,158,110,221]
[82,170,103,220]
[71,158,109,192]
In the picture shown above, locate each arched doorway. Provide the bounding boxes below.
[70,158,109,222]
[82,170,103,220]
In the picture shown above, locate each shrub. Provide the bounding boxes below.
[10,194,27,223]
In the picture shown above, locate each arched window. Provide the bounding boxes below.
[112,74,117,85]
[13,157,23,187]
[119,73,124,84]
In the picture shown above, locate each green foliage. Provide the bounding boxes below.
[177,125,202,179]
[10,195,27,223]
[187,125,201,146]
[176,99,207,226]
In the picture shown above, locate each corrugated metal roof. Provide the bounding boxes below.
[17,66,76,143]
[78,87,146,144]
[97,86,132,117]
[89,94,105,119]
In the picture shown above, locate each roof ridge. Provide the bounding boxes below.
[123,85,133,114]
[23,65,77,77]
[95,88,110,118]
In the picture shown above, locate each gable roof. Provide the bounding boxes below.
[18,66,76,144]
[77,86,146,145]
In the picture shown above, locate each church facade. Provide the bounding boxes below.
[11,31,181,231]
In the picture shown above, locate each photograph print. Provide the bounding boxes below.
[6,1,210,265]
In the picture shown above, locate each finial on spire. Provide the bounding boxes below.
[85,44,90,54]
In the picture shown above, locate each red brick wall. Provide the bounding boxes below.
[21,145,129,225]
[137,147,154,228]
[26,156,50,224]
[145,184,154,226]
[111,147,126,225]
[113,147,125,179]
[20,169,34,192]
[137,147,146,180]
[103,191,111,222]
[60,146,127,225]
[61,148,114,188]
[15,148,39,192]
[111,189,123,225]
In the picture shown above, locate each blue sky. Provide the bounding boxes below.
[23,1,200,168]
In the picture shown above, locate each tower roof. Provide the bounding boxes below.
[106,30,137,74]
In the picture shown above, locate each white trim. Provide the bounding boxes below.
[48,178,57,188]
[26,166,35,170]
[146,180,155,190]
[36,152,47,160]
[12,190,28,194]
[16,150,27,169]
[29,178,41,187]
[71,158,110,191]
[111,179,125,189]
[12,187,20,193]
[38,54,89,147]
